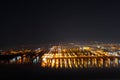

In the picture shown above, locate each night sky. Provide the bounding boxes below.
[0,0,120,48]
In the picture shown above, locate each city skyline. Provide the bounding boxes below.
[1,1,120,49]
[1,0,120,79]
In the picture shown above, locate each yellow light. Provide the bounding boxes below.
[51,59,55,68]
[83,47,91,50]
[42,58,47,62]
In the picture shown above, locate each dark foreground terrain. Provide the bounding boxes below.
[0,64,120,80]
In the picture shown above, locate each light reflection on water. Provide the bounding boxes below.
[9,56,32,64]
[41,58,120,69]
[0,56,120,69]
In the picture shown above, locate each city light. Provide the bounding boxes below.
[1,43,120,69]
[40,45,120,69]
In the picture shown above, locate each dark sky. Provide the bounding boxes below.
[0,0,120,48]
